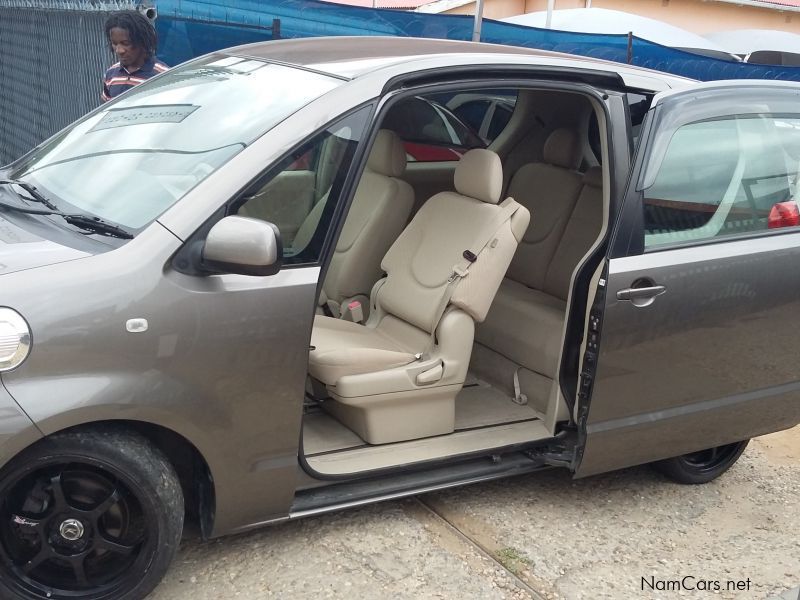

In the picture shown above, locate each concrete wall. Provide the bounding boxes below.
[444,0,800,34]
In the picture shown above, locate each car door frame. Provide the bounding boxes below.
[296,71,630,486]
[575,80,800,477]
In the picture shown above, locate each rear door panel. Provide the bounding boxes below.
[577,82,800,476]
[579,237,800,476]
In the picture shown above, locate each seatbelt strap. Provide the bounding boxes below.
[317,289,342,318]
[512,367,528,405]
[318,289,335,317]
[422,197,522,357]
[455,197,521,283]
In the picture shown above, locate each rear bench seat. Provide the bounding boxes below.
[473,134,603,414]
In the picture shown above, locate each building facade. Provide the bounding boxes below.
[417,0,800,34]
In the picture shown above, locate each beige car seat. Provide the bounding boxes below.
[316,129,414,317]
[308,149,530,444]
[504,128,584,292]
[474,165,603,413]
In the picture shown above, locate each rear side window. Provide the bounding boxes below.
[643,115,800,249]
[487,104,513,141]
[381,90,518,163]
[453,100,491,132]
[382,96,485,163]
[446,91,518,146]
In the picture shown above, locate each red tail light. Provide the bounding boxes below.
[768,201,800,229]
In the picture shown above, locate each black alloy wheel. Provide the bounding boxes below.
[0,429,184,600]
[652,440,750,484]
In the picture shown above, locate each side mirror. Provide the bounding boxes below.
[201,216,282,276]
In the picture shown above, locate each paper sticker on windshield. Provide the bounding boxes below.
[91,104,199,132]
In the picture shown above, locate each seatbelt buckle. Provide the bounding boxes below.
[344,300,364,323]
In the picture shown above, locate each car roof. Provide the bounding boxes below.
[226,36,694,92]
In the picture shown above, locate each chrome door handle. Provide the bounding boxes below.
[616,285,666,301]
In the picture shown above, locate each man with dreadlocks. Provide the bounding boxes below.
[101,10,168,102]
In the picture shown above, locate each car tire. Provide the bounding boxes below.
[652,440,749,484]
[0,426,184,600]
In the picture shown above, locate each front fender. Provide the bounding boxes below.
[0,378,43,471]
[3,371,298,536]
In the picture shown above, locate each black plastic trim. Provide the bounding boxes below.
[382,64,626,95]
[607,104,656,259]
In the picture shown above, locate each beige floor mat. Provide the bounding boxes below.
[307,419,550,475]
[303,411,364,455]
[455,380,539,429]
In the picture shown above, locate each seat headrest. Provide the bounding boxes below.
[367,129,406,177]
[583,166,603,189]
[454,149,502,204]
[543,128,582,171]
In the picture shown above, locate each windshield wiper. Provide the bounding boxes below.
[0,197,134,239]
[0,179,59,211]
[61,214,134,239]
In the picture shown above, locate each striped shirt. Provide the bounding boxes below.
[101,57,169,102]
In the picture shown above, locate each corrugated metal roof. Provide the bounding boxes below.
[326,0,800,12]
[759,0,800,7]
[713,0,800,11]
[319,0,436,7]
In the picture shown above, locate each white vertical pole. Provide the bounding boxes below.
[472,0,485,42]
[545,0,555,28]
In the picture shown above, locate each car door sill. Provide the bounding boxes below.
[290,452,549,518]
[305,419,551,476]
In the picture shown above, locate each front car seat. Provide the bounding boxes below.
[317,129,414,317]
[308,149,530,444]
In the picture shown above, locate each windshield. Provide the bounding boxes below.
[9,56,342,230]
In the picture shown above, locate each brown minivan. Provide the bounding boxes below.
[1,37,799,599]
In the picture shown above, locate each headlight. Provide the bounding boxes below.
[0,308,31,372]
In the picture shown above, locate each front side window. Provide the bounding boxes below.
[643,114,800,249]
[10,56,342,232]
[235,108,371,266]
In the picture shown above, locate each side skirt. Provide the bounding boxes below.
[290,451,551,519]
[223,438,578,536]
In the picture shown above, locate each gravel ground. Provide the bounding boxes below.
[150,427,800,600]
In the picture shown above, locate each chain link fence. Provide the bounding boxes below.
[0,0,136,165]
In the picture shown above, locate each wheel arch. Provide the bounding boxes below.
[4,419,216,539]
[108,420,216,538]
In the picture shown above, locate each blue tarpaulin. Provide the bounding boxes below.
[155,0,800,82]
